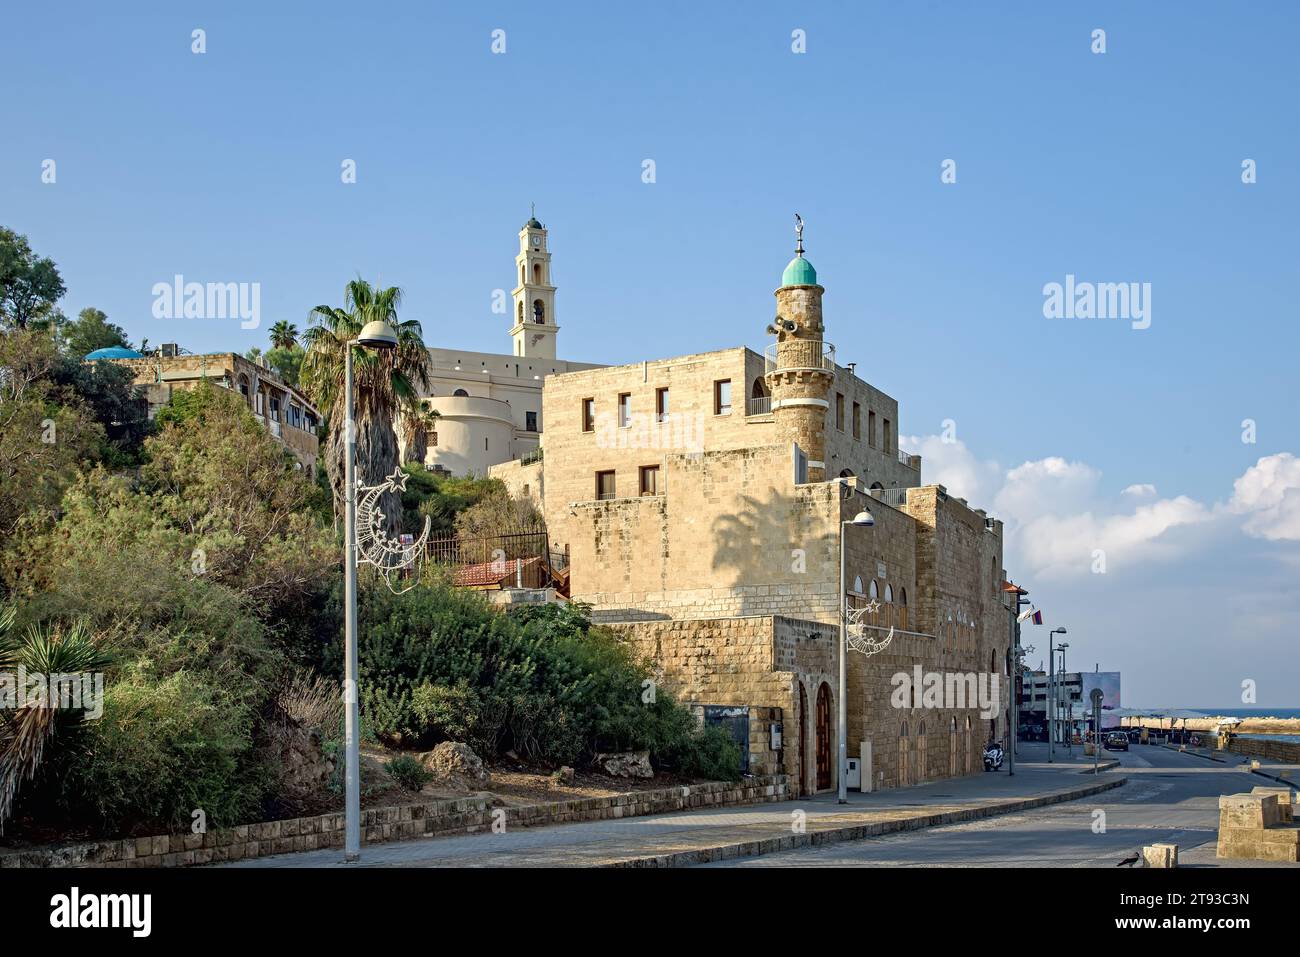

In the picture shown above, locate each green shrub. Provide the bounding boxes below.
[385,754,432,792]
[49,669,267,833]
[338,581,742,779]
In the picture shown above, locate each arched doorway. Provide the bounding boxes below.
[815,682,832,791]
[798,683,809,797]
[917,721,927,784]
[964,716,973,774]
[949,717,958,777]
[899,721,910,787]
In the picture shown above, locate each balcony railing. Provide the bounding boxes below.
[764,339,836,375]
[746,395,772,416]
[897,447,920,469]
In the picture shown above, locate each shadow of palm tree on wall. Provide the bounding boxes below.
[710,486,838,620]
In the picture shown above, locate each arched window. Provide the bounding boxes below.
[533,263,542,284]
[238,374,250,399]
[839,468,855,479]
[533,299,545,323]
[884,584,893,603]
[899,721,910,787]
[517,301,524,322]
[917,721,927,784]
[751,377,768,399]
[899,587,908,630]
[868,579,879,599]
[850,575,864,610]
[869,481,884,491]
[453,388,469,397]
[521,264,526,284]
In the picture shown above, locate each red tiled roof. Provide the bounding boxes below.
[452,556,541,588]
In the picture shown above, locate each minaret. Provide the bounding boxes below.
[766,215,833,483]
[510,207,559,359]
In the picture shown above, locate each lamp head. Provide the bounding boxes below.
[357,320,398,350]
[852,510,875,527]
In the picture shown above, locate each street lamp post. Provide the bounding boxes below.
[1058,642,1070,753]
[838,507,875,805]
[343,320,399,863]
[1047,627,1066,762]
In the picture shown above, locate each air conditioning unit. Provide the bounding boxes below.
[160,343,180,358]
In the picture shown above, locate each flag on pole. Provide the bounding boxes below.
[1031,609,1044,625]
[1017,604,1036,623]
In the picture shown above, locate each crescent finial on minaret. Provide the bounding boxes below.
[794,213,805,256]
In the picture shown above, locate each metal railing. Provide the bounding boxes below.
[763,339,836,375]
[746,395,771,416]
[423,529,567,589]
[870,487,910,507]
[897,447,919,469]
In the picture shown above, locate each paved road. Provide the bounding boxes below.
[699,744,1296,868]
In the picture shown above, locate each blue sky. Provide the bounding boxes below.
[4,1,1298,705]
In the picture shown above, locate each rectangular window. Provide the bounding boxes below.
[639,465,660,496]
[656,387,670,423]
[852,402,861,440]
[868,409,877,447]
[714,379,732,415]
[526,410,538,432]
[270,396,281,421]
[596,470,616,500]
[617,392,631,428]
[883,418,892,453]
[835,393,845,431]
[581,397,595,432]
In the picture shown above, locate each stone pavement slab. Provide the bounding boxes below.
[221,749,1123,868]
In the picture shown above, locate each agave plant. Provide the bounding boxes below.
[0,606,112,830]
[299,279,430,534]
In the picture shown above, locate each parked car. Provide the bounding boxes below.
[1103,731,1129,751]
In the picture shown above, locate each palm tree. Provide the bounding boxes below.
[0,606,112,830]
[400,403,440,465]
[269,320,299,351]
[300,279,430,534]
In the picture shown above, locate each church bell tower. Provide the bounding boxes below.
[510,208,559,359]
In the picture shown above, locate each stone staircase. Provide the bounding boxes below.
[1216,786,1299,862]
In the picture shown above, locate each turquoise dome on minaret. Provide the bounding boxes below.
[781,254,817,287]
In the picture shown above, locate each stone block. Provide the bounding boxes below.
[1142,843,1178,868]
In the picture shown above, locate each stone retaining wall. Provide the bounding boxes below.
[0,775,788,869]
[1227,737,1300,764]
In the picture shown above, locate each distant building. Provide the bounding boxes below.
[98,351,320,473]
[1018,669,1122,739]
[402,215,603,476]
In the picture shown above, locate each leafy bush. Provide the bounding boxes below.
[336,581,741,780]
[385,754,432,792]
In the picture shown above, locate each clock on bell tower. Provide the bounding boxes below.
[510,206,559,359]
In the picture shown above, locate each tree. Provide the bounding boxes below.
[399,403,439,465]
[244,346,263,364]
[0,228,65,329]
[264,344,304,387]
[269,320,299,351]
[0,606,113,829]
[61,307,129,359]
[300,279,430,534]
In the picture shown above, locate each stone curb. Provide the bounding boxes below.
[1163,743,1299,789]
[601,775,1128,868]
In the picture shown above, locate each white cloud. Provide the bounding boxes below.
[1122,483,1157,497]
[1228,453,1300,541]
[899,434,1001,507]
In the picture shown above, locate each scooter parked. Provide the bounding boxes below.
[982,741,1004,772]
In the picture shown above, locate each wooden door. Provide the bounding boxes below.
[815,683,832,791]
[798,684,808,796]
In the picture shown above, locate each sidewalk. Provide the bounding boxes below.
[1164,742,1299,788]
[221,743,1124,868]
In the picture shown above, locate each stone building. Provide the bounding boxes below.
[402,215,603,476]
[492,228,1014,796]
[102,351,320,472]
